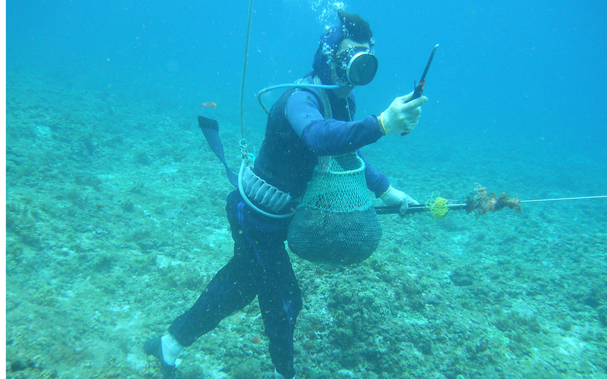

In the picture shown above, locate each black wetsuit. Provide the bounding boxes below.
[168,76,391,378]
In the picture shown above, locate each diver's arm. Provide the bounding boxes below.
[286,90,384,156]
[360,150,420,212]
[357,150,390,198]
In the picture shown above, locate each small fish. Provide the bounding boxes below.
[202,102,217,108]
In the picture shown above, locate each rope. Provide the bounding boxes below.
[239,0,254,140]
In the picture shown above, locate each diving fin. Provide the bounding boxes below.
[198,116,239,187]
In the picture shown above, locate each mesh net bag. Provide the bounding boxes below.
[287,152,382,265]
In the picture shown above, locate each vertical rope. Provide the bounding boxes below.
[240,0,255,140]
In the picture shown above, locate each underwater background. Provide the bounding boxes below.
[6,0,607,378]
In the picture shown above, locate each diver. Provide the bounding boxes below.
[144,10,427,379]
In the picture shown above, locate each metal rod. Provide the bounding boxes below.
[375,195,607,216]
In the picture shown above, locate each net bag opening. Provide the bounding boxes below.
[287,153,382,265]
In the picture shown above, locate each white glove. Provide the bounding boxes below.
[379,91,428,136]
[381,186,420,215]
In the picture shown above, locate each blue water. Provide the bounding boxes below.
[6,1,607,378]
[8,0,607,160]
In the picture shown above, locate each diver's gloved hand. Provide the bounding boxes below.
[379,92,428,136]
[381,186,420,216]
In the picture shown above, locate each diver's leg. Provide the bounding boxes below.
[167,249,260,345]
[145,231,260,378]
[230,191,302,378]
[256,240,302,379]
[145,192,264,378]
[168,191,262,346]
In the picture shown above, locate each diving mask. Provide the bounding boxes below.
[335,46,378,86]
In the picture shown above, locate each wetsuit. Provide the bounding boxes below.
[168,76,391,379]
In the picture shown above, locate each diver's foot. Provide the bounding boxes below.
[275,368,296,379]
[144,337,177,379]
